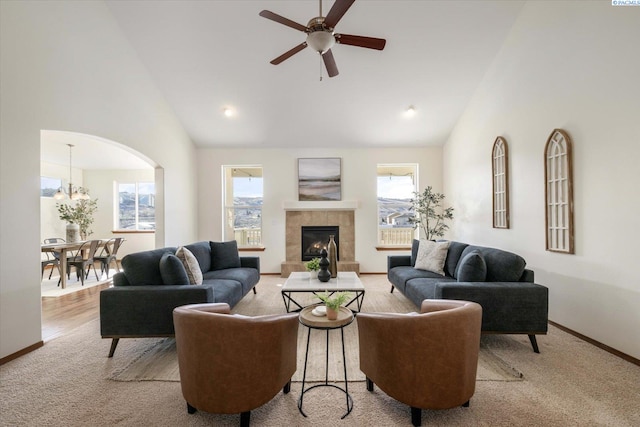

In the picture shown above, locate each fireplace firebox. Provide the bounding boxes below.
[301,226,339,261]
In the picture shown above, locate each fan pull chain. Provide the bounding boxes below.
[319,54,323,81]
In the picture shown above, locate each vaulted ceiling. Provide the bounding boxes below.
[105,0,524,149]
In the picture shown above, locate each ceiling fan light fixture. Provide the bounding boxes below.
[306,31,335,54]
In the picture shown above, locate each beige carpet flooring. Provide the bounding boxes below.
[1,275,639,426]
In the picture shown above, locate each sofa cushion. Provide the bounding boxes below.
[456,250,487,282]
[410,239,420,266]
[203,268,260,295]
[176,246,203,285]
[414,240,450,276]
[460,245,526,282]
[205,279,244,308]
[443,241,469,278]
[159,253,190,285]
[184,241,212,273]
[388,266,444,294]
[210,241,241,270]
[121,247,177,286]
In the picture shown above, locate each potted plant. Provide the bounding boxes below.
[315,291,352,320]
[305,257,321,279]
[56,191,98,242]
[408,186,454,240]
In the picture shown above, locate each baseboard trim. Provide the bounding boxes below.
[549,320,639,367]
[0,341,44,366]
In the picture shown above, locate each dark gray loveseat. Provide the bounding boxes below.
[388,240,548,352]
[100,241,259,357]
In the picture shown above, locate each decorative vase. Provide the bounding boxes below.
[328,234,337,278]
[66,223,80,243]
[317,249,331,282]
[326,306,338,320]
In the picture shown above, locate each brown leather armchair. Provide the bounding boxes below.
[173,303,299,426]
[357,299,482,427]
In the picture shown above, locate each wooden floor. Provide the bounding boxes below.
[41,282,109,342]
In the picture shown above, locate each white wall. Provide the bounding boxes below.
[197,147,443,274]
[0,1,197,359]
[443,1,640,359]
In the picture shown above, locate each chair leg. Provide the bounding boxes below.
[107,338,120,357]
[462,400,470,407]
[283,380,291,394]
[187,403,196,414]
[411,407,421,427]
[92,264,99,281]
[366,376,374,391]
[528,334,540,353]
[240,411,250,427]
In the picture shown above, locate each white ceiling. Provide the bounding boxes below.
[105,0,524,149]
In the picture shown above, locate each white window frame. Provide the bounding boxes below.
[114,181,156,231]
[376,163,418,246]
[222,166,263,247]
[544,129,574,254]
[492,136,510,229]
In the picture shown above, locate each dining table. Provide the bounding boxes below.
[41,239,110,289]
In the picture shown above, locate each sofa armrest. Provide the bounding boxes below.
[112,272,130,287]
[100,285,215,337]
[240,256,260,274]
[520,268,535,282]
[388,255,412,270]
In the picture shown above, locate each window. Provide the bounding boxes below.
[223,166,263,247]
[377,164,418,245]
[116,182,155,230]
[41,176,62,198]
[544,129,574,254]
[492,136,510,229]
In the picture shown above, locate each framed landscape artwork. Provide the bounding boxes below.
[298,158,342,201]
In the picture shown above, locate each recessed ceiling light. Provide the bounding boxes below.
[222,107,235,118]
[405,105,416,118]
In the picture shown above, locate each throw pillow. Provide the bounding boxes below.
[210,241,241,270]
[456,250,487,282]
[176,246,203,285]
[414,240,450,276]
[159,253,190,285]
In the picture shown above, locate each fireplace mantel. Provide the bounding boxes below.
[282,200,359,211]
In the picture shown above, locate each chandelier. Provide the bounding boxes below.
[53,144,90,200]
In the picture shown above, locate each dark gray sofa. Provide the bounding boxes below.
[100,241,260,357]
[388,240,548,353]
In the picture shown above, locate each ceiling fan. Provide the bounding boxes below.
[259,0,386,78]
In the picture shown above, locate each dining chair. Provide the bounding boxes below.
[94,237,124,278]
[42,238,65,280]
[66,240,100,286]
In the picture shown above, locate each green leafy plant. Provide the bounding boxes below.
[315,291,351,310]
[56,190,98,239]
[408,186,454,240]
[305,257,321,271]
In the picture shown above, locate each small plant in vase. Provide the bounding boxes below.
[305,257,320,279]
[316,291,352,320]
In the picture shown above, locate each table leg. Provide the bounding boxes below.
[59,248,68,289]
[297,327,312,417]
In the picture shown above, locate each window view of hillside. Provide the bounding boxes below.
[118,182,155,230]
[377,164,417,245]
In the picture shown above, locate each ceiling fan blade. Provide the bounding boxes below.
[259,10,308,32]
[270,43,308,65]
[324,0,355,29]
[335,33,386,50]
[322,49,339,78]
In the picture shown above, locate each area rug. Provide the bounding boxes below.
[41,269,115,297]
[108,336,523,383]
[108,276,523,383]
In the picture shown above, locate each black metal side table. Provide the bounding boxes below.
[297,304,355,419]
